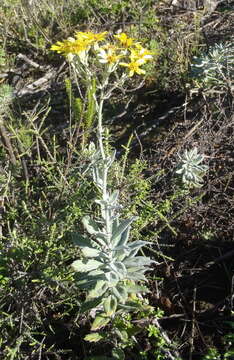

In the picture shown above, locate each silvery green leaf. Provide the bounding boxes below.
[176,147,208,187]
[127,240,148,250]
[123,256,155,267]
[118,300,146,312]
[124,283,149,294]
[95,199,107,206]
[80,296,103,313]
[103,295,117,316]
[71,259,103,273]
[113,226,130,248]
[71,233,97,248]
[111,217,137,243]
[72,233,104,251]
[77,278,101,290]
[81,247,100,258]
[113,248,128,262]
[118,303,141,312]
[93,167,104,188]
[88,280,108,298]
[109,190,119,204]
[76,272,106,290]
[91,314,111,330]
[105,271,120,286]
[111,218,121,246]
[82,216,100,235]
[175,167,184,175]
[84,332,105,342]
[95,232,109,246]
[127,240,149,257]
[112,285,128,303]
[105,150,116,168]
[126,272,147,281]
[112,262,127,277]
[75,269,104,282]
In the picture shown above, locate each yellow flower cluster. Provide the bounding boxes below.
[51,31,153,77]
[51,31,107,55]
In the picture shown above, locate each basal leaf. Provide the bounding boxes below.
[84,332,105,343]
[91,314,111,331]
[88,280,108,298]
[112,285,128,303]
[71,259,103,273]
[105,271,120,286]
[71,233,92,247]
[103,295,117,316]
[81,247,100,258]
[82,216,100,235]
[80,296,103,313]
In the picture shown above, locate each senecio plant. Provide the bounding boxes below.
[176,147,208,188]
[51,31,155,331]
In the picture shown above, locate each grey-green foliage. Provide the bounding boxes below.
[190,42,234,88]
[71,143,155,315]
[176,147,208,188]
[0,84,13,115]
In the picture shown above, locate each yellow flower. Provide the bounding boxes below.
[97,44,122,64]
[51,37,89,56]
[114,32,134,48]
[120,60,146,77]
[130,44,153,64]
[51,39,73,55]
[75,31,107,45]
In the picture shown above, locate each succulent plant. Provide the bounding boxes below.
[176,147,208,188]
[190,42,234,88]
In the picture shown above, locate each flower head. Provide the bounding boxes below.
[130,44,153,64]
[97,44,122,64]
[75,31,107,45]
[120,60,146,77]
[51,37,90,56]
[114,32,134,48]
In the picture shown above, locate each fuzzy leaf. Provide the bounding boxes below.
[109,190,119,204]
[103,295,117,316]
[80,296,103,313]
[82,216,100,235]
[124,284,149,294]
[81,247,100,258]
[71,233,92,247]
[123,256,155,267]
[71,259,103,273]
[84,333,104,343]
[112,285,128,303]
[105,271,120,286]
[91,314,111,331]
[111,217,137,243]
[88,280,108,298]
[125,271,147,281]
[76,277,103,290]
